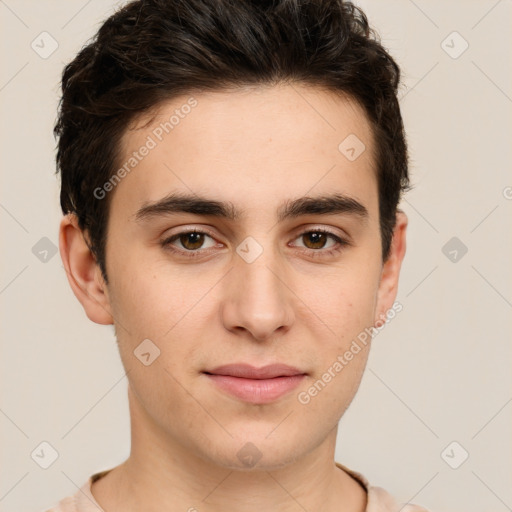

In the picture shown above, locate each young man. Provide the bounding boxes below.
[49,0,428,510]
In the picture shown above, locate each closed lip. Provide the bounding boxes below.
[203,363,307,379]
[203,363,307,404]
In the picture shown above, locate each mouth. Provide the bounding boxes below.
[203,363,307,404]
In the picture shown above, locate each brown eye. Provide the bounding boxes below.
[179,232,206,250]
[291,229,348,259]
[301,232,329,250]
[294,230,340,250]
[161,230,217,253]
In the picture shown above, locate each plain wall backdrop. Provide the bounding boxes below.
[1,1,511,511]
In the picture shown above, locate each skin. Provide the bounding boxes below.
[59,83,407,512]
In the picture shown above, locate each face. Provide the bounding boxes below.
[61,83,406,471]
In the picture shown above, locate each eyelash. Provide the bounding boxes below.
[160,228,349,259]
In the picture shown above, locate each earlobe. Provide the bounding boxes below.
[59,213,113,325]
[374,211,407,325]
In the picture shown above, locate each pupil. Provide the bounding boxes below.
[182,232,204,249]
[306,232,325,249]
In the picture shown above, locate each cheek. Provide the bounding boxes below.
[310,266,380,340]
[108,260,204,342]
[108,264,218,392]
[295,326,371,427]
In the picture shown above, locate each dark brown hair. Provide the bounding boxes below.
[55,0,409,283]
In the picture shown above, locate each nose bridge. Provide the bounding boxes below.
[238,252,283,304]
[221,239,294,340]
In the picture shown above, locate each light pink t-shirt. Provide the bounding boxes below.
[44,462,430,511]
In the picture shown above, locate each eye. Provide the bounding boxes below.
[160,227,349,259]
[161,229,218,253]
[291,228,348,257]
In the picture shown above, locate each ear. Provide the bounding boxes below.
[374,210,407,325]
[59,213,113,325]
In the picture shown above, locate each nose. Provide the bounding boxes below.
[220,251,295,342]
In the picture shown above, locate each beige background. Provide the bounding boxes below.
[1,1,511,510]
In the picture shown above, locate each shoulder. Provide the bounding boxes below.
[41,469,111,512]
[368,484,431,511]
[41,494,77,512]
[41,493,79,512]
[336,462,433,512]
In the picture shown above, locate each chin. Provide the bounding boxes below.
[196,429,312,472]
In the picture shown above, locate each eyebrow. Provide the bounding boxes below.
[133,192,368,224]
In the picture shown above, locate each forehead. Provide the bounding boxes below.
[112,83,378,222]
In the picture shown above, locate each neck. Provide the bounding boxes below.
[91,387,367,512]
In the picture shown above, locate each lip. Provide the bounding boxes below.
[204,363,307,404]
